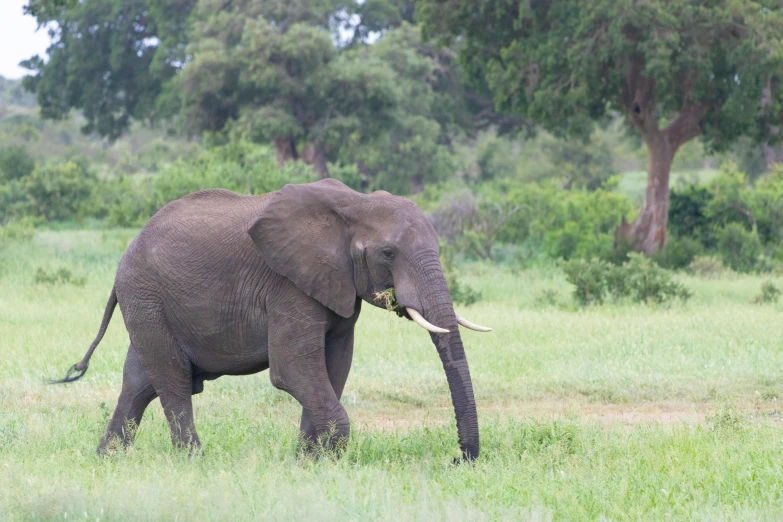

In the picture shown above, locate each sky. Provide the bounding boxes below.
[0,0,50,79]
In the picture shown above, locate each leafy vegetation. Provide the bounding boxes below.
[753,281,782,305]
[562,255,691,306]
[419,0,783,253]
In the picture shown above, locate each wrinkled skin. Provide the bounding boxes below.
[58,179,479,460]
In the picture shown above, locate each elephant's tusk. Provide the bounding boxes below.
[455,313,492,332]
[406,307,449,334]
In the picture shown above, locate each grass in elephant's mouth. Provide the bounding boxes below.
[373,287,398,313]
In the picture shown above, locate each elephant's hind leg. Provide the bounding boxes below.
[98,344,157,454]
[128,319,202,452]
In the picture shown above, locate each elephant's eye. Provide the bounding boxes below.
[381,248,395,261]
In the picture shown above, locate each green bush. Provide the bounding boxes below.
[688,255,730,279]
[95,142,317,227]
[651,236,704,270]
[440,245,482,306]
[668,186,714,248]
[562,255,691,306]
[0,159,97,223]
[34,267,87,287]
[0,217,36,246]
[0,146,35,182]
[622,253,692,304]
[561,258,611,306]
[752,281,781,305]
[716,223,764,273]
[427,179,635,263]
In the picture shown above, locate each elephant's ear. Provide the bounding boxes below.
[249,179,359,318]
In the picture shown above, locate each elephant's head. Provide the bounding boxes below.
[249,178,488,460]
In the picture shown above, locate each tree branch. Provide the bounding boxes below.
[663,102,707,147]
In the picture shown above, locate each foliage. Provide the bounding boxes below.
[373,288,399,313]
[666,163,783,272]
[0,146,35,182]
[0,218,36,247]
[622,254,693,304]
[94,141,317,227]
[562,255,691,306]
[427,180,635,262]
[181,0,404,177]
[0,158,96,223]
[753,281,782,305]
[22,0,194,140]
[419,0,783,250]
[338,23,490,193]
[687,256,730,279]
[716,223,765,274]
[540,133,616,191]
[440,244,482,306]
[561,258,611,306]
[651,237,704,270]
[34,266,86,287]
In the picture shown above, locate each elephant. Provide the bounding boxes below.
[53,179,490,460]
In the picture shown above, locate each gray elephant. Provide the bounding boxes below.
[54,179,490,460]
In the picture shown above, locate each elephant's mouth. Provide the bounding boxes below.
[373,287,406,318]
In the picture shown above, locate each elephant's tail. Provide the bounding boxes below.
[50,287,118,384]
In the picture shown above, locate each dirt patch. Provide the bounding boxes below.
[354,397,783,431]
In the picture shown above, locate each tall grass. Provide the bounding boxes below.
[1,230,783,520]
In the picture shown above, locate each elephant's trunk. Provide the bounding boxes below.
[412,252,479,460]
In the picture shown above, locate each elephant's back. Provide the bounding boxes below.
[117,188,271,290]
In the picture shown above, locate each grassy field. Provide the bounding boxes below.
[2,230,783,521]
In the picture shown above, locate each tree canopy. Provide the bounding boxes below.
[418,0,783,252]
[21,0,521,189]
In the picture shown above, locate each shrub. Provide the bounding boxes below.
[427,180,635,262]
[561,258,610,306]
[752,281,781,305]
[534,288,560,307]
[0,217,36,246]
[97,142,317,227]
[16,159,96,222]
[651,236,704,270]
[34,267,87,287]
[0,146,35,182]
[562,255,691,306]
[688,256,729,279]
[440,245,482,306]
[717,223,764,273]
[622,253,692,304]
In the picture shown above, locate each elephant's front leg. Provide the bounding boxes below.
[299,306,359,448]
[268,300,351,454]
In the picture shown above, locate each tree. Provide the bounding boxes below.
[419,0,783,253]
[179,0,400,178]
[22,0,194,140]
[21,0,415,145]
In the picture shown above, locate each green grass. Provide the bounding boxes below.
[2,230,783,520]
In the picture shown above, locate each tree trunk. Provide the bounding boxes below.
[624,133,676,254]
[409,174,424,195]
[274,137,297,167]
[301,142,329,179]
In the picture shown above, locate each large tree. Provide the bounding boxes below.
[178,0,402,178]
[22,0,195,140]
[418,0,783,253]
